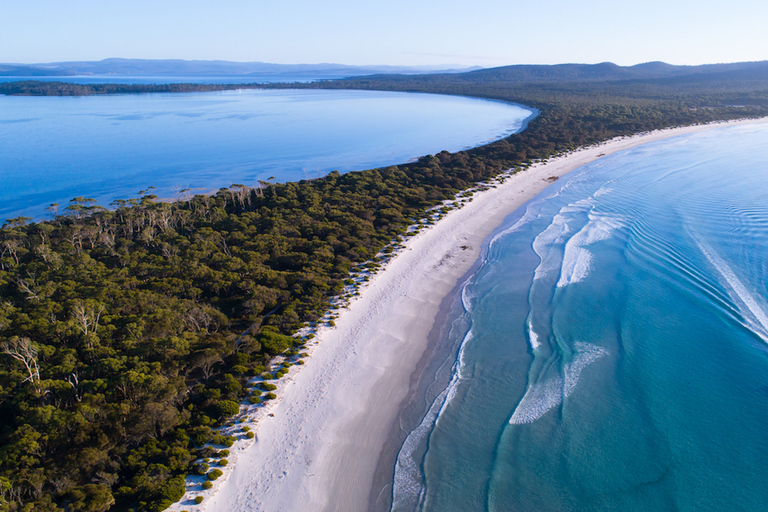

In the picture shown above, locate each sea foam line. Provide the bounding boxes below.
[689,229,768,342]
[509,342,608,425]
[556,212,625,288]
[390,326,475,512]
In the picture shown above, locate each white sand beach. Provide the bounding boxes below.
[171,117,767,512]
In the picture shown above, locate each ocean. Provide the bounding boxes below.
[390,122,768,511]
[0,89,531,221]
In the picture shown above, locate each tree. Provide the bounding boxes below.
[1,337,40,391]
[70,300,105,337]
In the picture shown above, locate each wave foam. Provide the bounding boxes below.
[391,329,474,511]
[690,230,768,342]
[527,319,542,350]
[557,247,593,288]
[556,212,625,288]
[509,342,608,425]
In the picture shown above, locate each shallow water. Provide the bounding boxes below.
[392,123,768,511]
[0,89,531,221]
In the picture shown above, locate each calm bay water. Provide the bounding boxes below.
[0,89,531,221]
[392,123,768,511]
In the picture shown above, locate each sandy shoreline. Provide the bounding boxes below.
[170,117,767,512]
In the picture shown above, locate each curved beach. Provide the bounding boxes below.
[180,117,767,512]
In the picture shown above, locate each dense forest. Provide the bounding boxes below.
[2,63,768,511]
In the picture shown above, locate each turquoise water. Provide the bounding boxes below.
[392,123,768,511]
[0,89,531,221]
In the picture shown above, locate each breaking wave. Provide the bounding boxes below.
[509,342,608,424]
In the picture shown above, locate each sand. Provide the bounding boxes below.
[170,117,768,512]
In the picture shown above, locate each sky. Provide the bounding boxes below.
[2,0,767,67]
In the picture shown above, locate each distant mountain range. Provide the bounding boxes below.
[0,58,481,77]
[3,59,768,89]
[454,61,768,83]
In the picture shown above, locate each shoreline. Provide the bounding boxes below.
[171,116,768,512]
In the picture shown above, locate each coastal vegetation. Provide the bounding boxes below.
[1,63,768,511]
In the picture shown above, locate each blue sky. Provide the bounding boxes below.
[2,0,766,67]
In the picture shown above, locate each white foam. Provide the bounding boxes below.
[690,230,768,342]
[489,205,539,249]
[460,279,474,313]
[509,342,608,424]
[527,319,542,350]
[390,329,474,511]
[593,186,614,197]
[557,247,594,288]
[532,213,576,280]
[531,198,602,282]
[556,212,624,288]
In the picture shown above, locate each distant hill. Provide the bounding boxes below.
[459,61,768,82]
[343,60,768,85]
[5,59,768,86]
[0,64,71,76]
[0,58,480,77]
[320,60,768,105]
[462,61,768,84]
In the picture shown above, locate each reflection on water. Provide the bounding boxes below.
[0,89,532,221]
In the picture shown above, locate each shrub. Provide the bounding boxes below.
[259,383,277,391]
[265,392,277,400]
[211,434,236,447]
[241,426,251,432]
[211,400,240,419]
[201,481,213,490]
[248,396,262,405]
[207,469,223,481]
[194,496,204,504]
[258,326,295,355]
[199,447,217,458]
[251,388,262,396]
[219,459,229,466]
[219,450,230,457]
[194,463,209,475]
[246,432,255,439]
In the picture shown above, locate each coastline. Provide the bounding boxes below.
[172,117,768,512]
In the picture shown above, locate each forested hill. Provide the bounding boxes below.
[2,62,768,512]
[4,60,768,102]
[400,60,768,84]
[274,60,768,108]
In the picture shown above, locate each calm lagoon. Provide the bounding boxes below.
[0,89,532,221]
